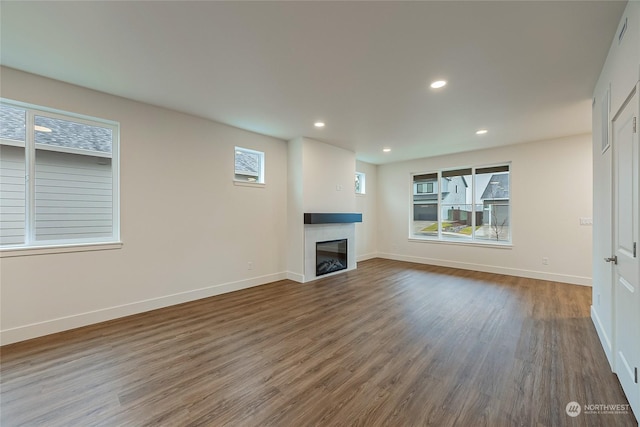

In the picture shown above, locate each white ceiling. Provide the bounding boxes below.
[0,1,626,164]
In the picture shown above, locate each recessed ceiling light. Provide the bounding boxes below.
[34,125,52,133]
[430,80,447,89]
[476,129,488,135]
[314,122,325,128]
[383,148,391,153]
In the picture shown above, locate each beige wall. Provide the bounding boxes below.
[0,66,599,345]
[0,67,288,344]
[301,137,356,213]
[376,134,593,285]
[286,138,305,280]
[355,160,378,261]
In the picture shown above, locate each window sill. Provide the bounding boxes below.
[233,180,265,188]
[0,241,123,258]
[408,237,512,249]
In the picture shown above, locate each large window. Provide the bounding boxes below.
[0,100,119,248]
[411,164,510,243]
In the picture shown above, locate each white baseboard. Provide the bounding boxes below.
[356,252,378,262]
[286,271,305,283]
[0,272,287,346]
[376,252,592,286]
[591,305,614,370]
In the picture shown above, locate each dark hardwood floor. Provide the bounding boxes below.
[1,258,635,426]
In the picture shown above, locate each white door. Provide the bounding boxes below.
[612,84,640,418]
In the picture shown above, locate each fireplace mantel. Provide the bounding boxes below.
[303,213,362,224]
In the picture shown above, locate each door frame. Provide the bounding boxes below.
[610,80,640,417]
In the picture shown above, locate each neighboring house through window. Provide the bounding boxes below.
[0,100,119,248]
[234,147,264,184]
[411,164,510,243]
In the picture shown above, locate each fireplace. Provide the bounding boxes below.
[316,239,347,277]
[301,215,360,283]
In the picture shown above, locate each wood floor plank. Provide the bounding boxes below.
[1,258,636,426]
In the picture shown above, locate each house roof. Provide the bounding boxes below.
[235,150,259,176]
[0,104,112,154]
[0,104,26,142]
[481,174,509,200]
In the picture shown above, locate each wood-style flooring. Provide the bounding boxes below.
[1,258,636,426]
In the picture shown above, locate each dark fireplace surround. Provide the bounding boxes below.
[304,213,362,224]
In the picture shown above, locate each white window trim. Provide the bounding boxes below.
[233,180,266,188]
[408,238,513,249]
[0,98,121,251]
[0,241,123,258]
[409,162,511,246]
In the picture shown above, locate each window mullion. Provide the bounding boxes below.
[471,167,476,240]
[437,171,442,239]
[25,110,36,245]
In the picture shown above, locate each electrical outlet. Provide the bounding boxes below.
[597,293,601,306]
[579,217,593,226]
[247,261,253,270]
[542,257,549,265]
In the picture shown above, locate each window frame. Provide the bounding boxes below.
[234,146,265,186]
[355,171,366,195]
[409,162,512,246]
[0,98,120,254]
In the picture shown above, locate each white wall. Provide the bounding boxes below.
[355,160,377,261]
[0,67,289,344]
[286,137,305,280]
[286,137,357,282]
[377,134,593,286]
[301,138,356,213]
[591,0,640,366]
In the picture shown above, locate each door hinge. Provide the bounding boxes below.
[635,367,638,384]
[634,242,637,258]
[634,116,637,133]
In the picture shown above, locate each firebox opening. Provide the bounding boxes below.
[316,239,347,277]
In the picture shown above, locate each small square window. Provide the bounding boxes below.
[355,172,366,194]
[234,147,264,184]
